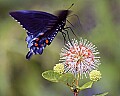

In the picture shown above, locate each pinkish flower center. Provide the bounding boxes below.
[65,44,94,67]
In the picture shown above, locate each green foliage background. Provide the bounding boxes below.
[0,0,120,96]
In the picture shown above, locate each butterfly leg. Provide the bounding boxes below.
[67,14,82,30]
[64,27,78,40]
[63,29,73,46]
[61,31,67,44]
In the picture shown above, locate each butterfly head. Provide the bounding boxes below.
[56,10,71,19]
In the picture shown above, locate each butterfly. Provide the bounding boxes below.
[9,9,72,59]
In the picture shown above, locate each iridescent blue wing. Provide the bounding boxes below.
[9,10,58,34]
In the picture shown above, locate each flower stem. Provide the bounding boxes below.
[74,88,79,96]
[74,92,78,96]
[73,74,80,96]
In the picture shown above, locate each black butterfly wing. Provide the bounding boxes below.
[9,10,70,59]
[9,10,58,34]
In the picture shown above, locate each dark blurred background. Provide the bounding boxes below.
[0,0,120,96]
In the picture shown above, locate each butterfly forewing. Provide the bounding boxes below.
[9,10,58,34]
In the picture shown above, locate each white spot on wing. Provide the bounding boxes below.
[39,33,44,35]
[10,15,29,32]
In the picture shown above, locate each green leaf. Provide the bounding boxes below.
[79,81,93,90]
[93,92,109,96]
[58,73,75,85]
[42,70,61,82]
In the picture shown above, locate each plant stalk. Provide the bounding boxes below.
[73,74,80,96]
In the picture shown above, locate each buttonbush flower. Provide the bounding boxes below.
[59,38,101,78]
[53,63,64,74]
[89,70,102,81]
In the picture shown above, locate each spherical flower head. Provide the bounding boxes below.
[89,70,102,82]
[59,38,101,78]
[53,63,64,74]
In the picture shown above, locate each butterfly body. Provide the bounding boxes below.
[9,10,71,59]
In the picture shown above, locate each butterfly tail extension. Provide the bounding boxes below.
[26,51,33,59]
[26,47,44,59]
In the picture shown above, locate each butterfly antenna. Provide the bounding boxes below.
[67,3,74,10]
